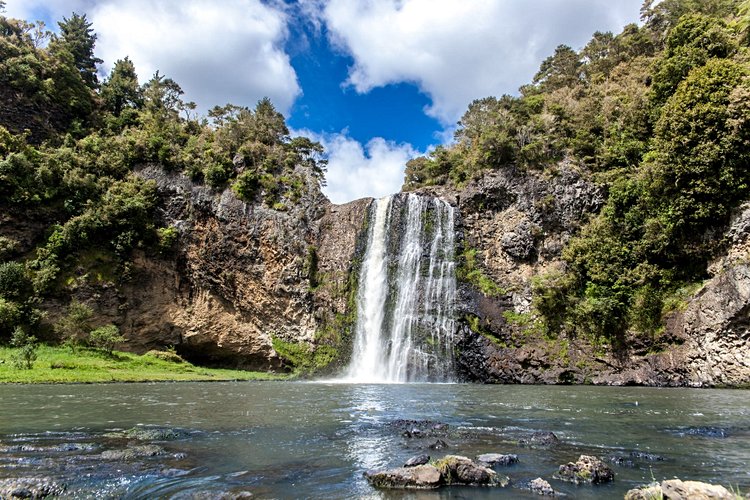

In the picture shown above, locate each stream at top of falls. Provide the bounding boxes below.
[1,382,748,499]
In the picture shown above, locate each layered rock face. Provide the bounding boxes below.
[9,156,748,384]
[419,164,750,387]
[47,164,372,371]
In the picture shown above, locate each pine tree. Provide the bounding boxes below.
[57,13,103,89]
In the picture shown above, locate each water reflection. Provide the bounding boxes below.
[0,383,748,498]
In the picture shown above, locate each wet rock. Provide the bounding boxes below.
[519,431,560,447]
[365,464,442,490]
[429,439,449,450]
[554,455,614,484]
[390,419,449,438]
[476,453,518,466]
[528,477,556,496]
[0,477,66,499]
[172,490,254,499]
[101,444,166,460]
[608,456,634,467]
[630,451,665,461]
[404,454,430,467]
[434,455,509,487]
[104,427,187,441]
[675,426,729,438]
[625,479,734,500]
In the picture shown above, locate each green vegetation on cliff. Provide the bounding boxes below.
[0,9,327,353]
[406,0,750,345]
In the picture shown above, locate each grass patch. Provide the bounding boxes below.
[0,345,286,383]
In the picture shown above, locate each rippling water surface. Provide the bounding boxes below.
[0,382,748,498]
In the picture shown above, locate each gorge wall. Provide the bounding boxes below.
[7,161,748,385]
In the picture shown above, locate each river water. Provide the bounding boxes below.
[0,382,748,498]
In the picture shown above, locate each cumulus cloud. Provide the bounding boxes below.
[296,130,419,204]
[5,0,301,114]
[321,0,642,124]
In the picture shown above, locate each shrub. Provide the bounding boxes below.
[54,300,93,347]
[88,324,126,354]
[11,327,37,369]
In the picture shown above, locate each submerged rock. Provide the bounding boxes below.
[554,455,614,484]
[629,451,665,461]
[365,464,442,490]
[434,455,509,487]
[476,453,518,466]
[104,427,188,441]
[404,454,430,467]
[101,444,166,460]
[674,426,729,438]
[0,477,66,499]
[519,431,560,447]
[625,479,735,499]
[429,439,449,450]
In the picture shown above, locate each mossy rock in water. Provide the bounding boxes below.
[554,455,614,484]
[433,455,509,487]
[365,464,442,489]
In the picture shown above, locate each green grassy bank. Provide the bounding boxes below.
[0,345,287,383]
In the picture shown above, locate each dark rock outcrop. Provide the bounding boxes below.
[476,453,518,466]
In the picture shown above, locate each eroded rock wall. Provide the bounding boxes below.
[425,164,750,387]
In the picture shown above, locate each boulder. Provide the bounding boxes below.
[404,454,430,467]
[476,453,519,466]
[0,478,66,499]
[662,479,734,499]
[434,455,509,487]
[624,479,734,500]
[555,455,614,484]
[528,477,556,496]
[364,464,442,490]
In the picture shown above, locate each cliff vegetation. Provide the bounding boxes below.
[405,0,750,348]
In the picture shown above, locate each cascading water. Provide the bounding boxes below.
[343,193,457,383]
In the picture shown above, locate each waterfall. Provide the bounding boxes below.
[343,193,457,383]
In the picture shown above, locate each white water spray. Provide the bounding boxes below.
[343,193,457,383]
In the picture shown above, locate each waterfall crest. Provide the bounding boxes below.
[343,193,457,383]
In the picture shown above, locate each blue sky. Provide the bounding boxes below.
[5,0,642,203]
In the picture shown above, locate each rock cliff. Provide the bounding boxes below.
[417,164,750,387]
[30,164,372,372]
[7,157,748,385]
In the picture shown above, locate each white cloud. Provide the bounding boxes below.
[296,129,419,204]
[320,0,642,124]
[5,0,301,115]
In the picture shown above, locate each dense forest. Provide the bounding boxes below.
[0,3,327,350]
[405,0,750,347]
